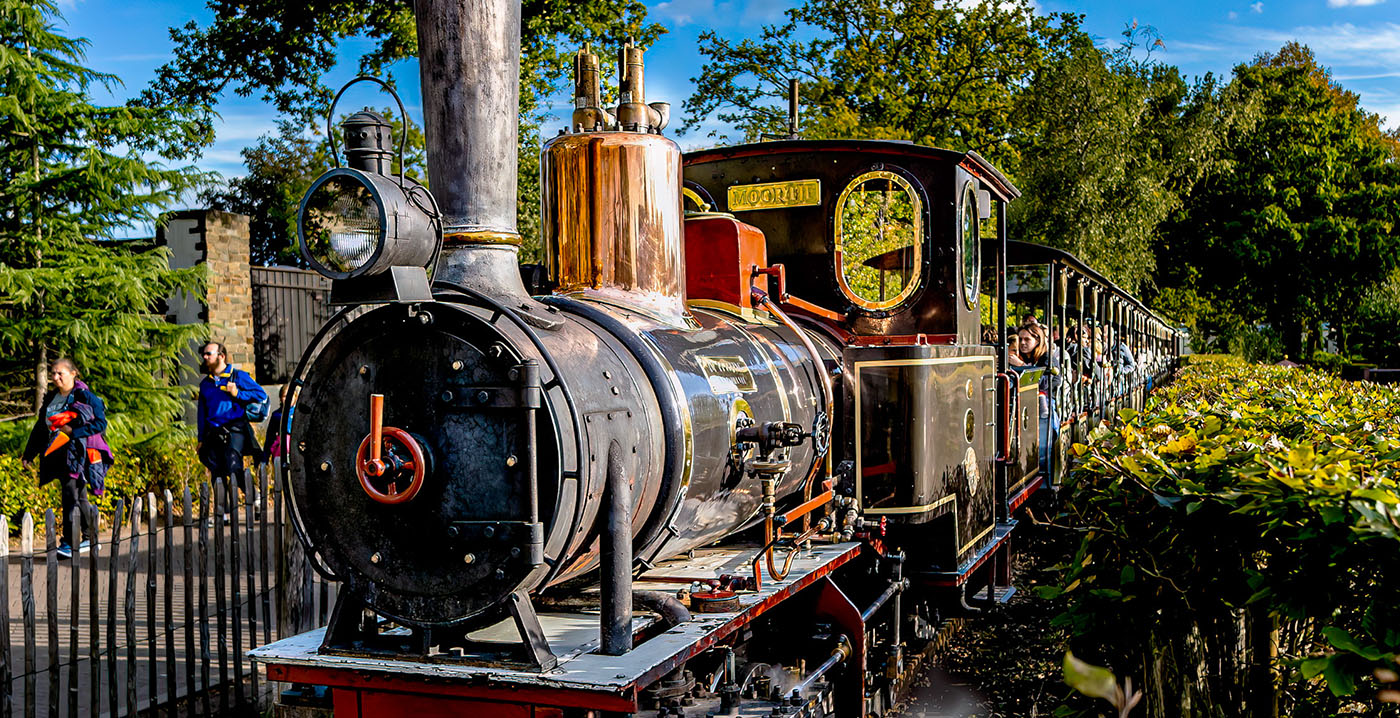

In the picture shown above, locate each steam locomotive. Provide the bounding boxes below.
[252,3,1183,715]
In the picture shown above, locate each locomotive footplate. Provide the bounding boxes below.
[252,541,862,716]
[917,521,1018,611]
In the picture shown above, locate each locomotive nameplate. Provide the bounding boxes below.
[697,355,757,394]
[727,179,821,211]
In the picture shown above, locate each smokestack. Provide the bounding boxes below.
[414,0,521,246]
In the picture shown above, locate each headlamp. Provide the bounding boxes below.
[297,79,440,303]
[299,167,437,280]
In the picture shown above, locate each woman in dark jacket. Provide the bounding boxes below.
[21,358,112,558]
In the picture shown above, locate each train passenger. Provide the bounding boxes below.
[1007,327,1028,367]
[1014,324,1060,479]
[1014,324,1048,368]
[1113,333,1136,395]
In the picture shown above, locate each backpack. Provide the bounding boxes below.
[222,367,270,422]
[244,394,270,423]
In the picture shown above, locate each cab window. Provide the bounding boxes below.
[834,170,922,310]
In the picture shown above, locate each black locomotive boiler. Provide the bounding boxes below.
[287,40,835,656]
[254,1,1183,714]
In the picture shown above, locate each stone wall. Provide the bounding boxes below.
[157,209,257,378]
[202,212,256,371]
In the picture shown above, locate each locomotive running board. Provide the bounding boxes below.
[252,541,862,713]
[318,588,559,671]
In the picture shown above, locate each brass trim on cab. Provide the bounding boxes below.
[834,170,924,311]
[853,355,992,511]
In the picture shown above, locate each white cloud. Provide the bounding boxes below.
[1335,71,1400,80]
[1327,0,1386,7]
[652,0,716,27]
[212,115,282,143]
[741,0,794,25]
[1240,22,1400,66]
[1251,2,1265,12]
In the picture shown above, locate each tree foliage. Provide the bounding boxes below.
[1155,43,1400,357]
[201,110,426,267]
[144,0,663,255]
[1010,28,1229,293]
[0,0,209,437]
[683,0,1083,169]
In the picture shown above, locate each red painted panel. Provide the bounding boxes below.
[684,215,767,309]
[263,664,636,713]
[332,689,360,717]
[357,691,538,718]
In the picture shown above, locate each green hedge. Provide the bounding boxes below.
[1048,359,1400,717]
[0,435,209,533]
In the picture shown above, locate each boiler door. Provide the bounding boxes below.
[288,302,559,626]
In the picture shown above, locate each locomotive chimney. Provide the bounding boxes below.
[414,0,531,298]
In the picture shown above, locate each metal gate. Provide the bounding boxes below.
[250,267,332,384]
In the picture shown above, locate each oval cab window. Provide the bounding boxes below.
[835,171,923,310]
[960,181,980,309]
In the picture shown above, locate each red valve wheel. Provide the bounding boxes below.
[355,427,427,505]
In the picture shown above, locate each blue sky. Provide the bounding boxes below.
[58,0,1400,184]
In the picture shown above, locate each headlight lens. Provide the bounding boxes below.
[301,174,384,276]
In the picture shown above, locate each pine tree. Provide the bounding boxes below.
[0,0,211,441]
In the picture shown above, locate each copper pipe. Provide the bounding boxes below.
[751,285,834,530]
[766,523,822,584]
[777,489,834,527]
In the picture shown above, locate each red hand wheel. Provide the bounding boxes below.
[355,393,427,505]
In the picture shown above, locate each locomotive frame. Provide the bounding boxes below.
[252,4,1185,716]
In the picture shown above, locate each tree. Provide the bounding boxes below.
[0,0,208,436]
[1155,43,1400,357]
[140,0,663,254]
[1346,267,1400,365]
[1010,27,1229,292]
[681,0,1086,171]
[201,110,426,267]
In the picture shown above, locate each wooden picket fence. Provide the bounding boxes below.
[1,464,336,717]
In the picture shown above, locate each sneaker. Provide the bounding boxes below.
[56,543,73,560]
[78,540,96,553]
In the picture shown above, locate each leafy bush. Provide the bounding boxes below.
[1226,324,1285,364]
[1309,350,1350,375]
[1181,353,1243,367]
[1049,359,1400,717]
[0,433,210,534]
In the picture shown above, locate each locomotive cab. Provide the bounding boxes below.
[684,142,1021,587]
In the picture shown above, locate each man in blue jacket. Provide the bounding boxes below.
[197,342,266,496]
